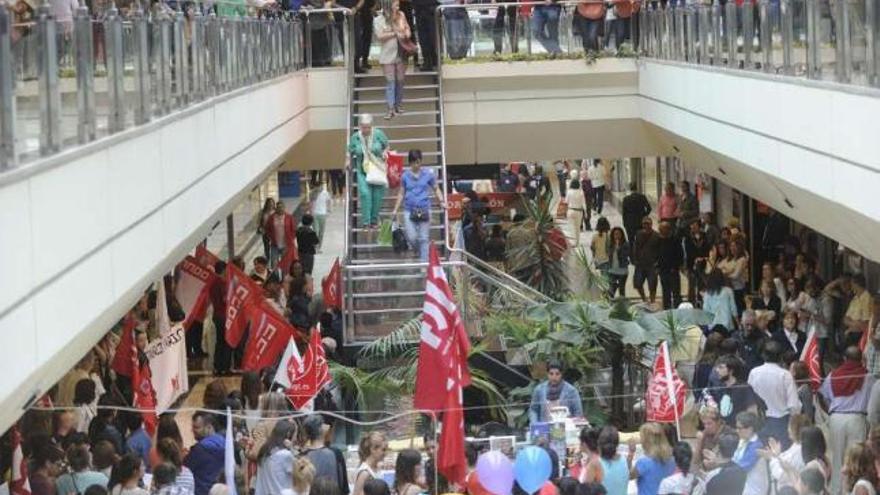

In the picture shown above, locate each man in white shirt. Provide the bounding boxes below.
[747,341,801,450]
[820,346,874,495]
[312,183,331,252]
[586,159,606,214]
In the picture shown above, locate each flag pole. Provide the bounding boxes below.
[432,411,439,495]
[662,341,682,442]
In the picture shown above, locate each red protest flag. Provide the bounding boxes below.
[274,328,331,409]
[111,314,138,378]
[322,258,343,310]
[195,244,222,268]
[438,370,468,487]
[224,263,263,348]
[414,245,471,412]
[11,426,30,495]
[645,342,687,423]
[801,330,823,391]
[176,256,219,330]
[242,303,296,372]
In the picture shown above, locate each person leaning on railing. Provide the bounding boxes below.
[575,0,606,52]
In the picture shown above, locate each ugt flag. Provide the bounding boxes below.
[645,341,687,423]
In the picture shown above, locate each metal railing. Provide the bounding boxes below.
[639,0,880,87]
[0,2,353,170]
[435,0,639,60]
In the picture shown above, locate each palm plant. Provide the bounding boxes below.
[358,318,508,420]
[505,191,570,301]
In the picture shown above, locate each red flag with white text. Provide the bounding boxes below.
[438,384,468,486]
[645,342,687,423]
[414,245,471,412]
[224,264,262,347]
[11,427,30,495]
[285,327,331,409]
[322,258,343,310]
[241,303,296,371]
[175,256,218,330]
[801,330,822,391]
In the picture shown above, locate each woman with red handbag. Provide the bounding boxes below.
[374,0,413,119]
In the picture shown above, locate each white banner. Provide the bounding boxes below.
[149,281,189,413]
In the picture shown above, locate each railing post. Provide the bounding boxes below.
[37,0,61,156]
[639,7,647,54]
[192,7,204,100]
[75,2,95,144]
[157,12,172,115]
[835,0,852,82]
[664,6,673,59]
[132,2,151,124]
[759,0,773,71]
[687,6,697,61]
[104,3,125,133]
[742,2,754,67]
[806,0,820,77]
[304,13,312,68]
[725,0,738,67]
[676,5,686,60]
[699,5,710,63]
[173,6,189,106]
[0,4,16,169]
[781,0,794,74]
[712,3,722,64]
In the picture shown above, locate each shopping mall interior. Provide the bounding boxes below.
[1,2,879,494]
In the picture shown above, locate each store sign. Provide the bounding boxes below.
[446,192,521,220]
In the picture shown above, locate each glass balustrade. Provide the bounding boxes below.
[0,3,353,170]
[638,0,879,86]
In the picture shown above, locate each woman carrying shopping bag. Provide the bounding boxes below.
[348,114,390,229]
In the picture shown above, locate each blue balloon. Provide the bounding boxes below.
[514,446,552,494]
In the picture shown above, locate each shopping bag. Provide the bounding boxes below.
[387,151,404,189]
[377,220,393,246]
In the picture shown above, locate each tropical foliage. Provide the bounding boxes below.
[505,191,570,301]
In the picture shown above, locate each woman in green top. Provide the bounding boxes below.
[348,114,389,228]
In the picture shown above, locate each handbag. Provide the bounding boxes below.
[361,132,388,187]
[377,220,393,246]
[398,37,418,57]
[409,208,428,223]
[392,224,410,253]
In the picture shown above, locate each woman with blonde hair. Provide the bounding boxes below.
[286,457,316,495]
[374,0,411,119]
[629,423,674,495]
[353,431,388,495]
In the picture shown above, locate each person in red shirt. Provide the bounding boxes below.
[264,201,296,269]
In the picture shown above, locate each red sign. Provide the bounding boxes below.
[446,192,520,220]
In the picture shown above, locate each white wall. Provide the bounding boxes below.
[0,72,311,434]
[638,60,880,260]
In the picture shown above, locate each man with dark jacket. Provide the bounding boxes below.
[296,214,320,275]
[683,220,710,303]
[413,0,438,70]
[657,221,683,309]
[678,181,699,233]
[621,182,651,247]
[704,433,747,495]
[184,412,225,495]
[633,216,661,305]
